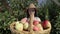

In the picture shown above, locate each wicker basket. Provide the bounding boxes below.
[10,21,51,34]
[10,12,51,34]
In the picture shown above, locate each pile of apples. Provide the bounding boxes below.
[15,18,29,31]
[15,18,51,31]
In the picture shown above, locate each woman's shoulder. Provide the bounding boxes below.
[34,17,41,22]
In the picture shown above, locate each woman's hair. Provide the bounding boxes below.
[26,8,37,18]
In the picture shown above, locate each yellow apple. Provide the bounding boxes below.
[15,21,23,31]
[23,23,29,30]
[36,24,43,31]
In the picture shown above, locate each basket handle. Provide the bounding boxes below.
[29,11,34,34]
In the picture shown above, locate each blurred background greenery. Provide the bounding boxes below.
[0,0,60,34]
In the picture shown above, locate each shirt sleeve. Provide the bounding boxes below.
[34,17,41,22]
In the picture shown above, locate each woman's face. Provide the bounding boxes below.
[28,8,35,15]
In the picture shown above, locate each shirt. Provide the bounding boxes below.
[21,17,41,23]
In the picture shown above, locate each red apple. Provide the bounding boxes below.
[42,20,51,28]
[33,26,39,31]
[33,20,39,25]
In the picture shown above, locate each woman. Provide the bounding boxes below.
[21,3,43,31]
[21,3,41,23]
